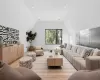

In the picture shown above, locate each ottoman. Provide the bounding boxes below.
[19,56,33,69]
[27,52,36,62]
[35,50,44,56]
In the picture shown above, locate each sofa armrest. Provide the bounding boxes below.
[86,56,100,70]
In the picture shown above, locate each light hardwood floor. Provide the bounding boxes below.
[10,51,76,80]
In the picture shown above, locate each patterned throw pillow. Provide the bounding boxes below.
[80,49,88,58]
[82,49,93,59]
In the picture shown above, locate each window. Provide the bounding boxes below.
[45,29,62,45]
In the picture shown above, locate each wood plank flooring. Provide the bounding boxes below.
[10,51,76,80]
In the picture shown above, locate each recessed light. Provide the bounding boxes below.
[38,17,40,20]
[64,6,67,8]
[57,17,60,20]
[32,6,34,8]
[64,4,67,8]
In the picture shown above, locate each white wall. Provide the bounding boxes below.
[64,0,100,44]
[31,21,69,50]
[0,0,37,52]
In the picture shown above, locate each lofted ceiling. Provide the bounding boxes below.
[1,0,100,35]
[24,0,100,33]
[24,0,68,21]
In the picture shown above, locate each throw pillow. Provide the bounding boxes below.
[80,49,88,58]
[89,49,94,56]
[92,48,100,56]
[77,47,83,54]
[64,43,67,48]
[60,45,64,48]
[66,44,72,50]
[71,46,78,53]
[83,49,93,59]
[16,67,41,80]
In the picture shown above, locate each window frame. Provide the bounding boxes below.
[45,29,62,45]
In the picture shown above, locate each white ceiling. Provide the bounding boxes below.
[24,0,100,33]
[24,0,68,20]
[1,0,100,34]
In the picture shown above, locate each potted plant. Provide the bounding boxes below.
[26,31,37,51]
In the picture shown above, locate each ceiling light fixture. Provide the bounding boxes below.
[64,4,67,8]
[32,6,34,8]
[38,17,40,20]
[64,6,67,8]
[57,17,60,20]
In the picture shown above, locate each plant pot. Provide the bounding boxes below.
[27,46,35,51]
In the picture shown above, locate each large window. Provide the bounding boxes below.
[45,29,62,45]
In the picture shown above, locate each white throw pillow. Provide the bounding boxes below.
[71,46,78,53]
[80,49,88,58]
[92,48,100,56]
[66,44,72,50]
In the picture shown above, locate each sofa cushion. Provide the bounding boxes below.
[66,44,72,50]
[86,56,100,70]
[92,48,100,56]
[78,59,86,70]
[70,53,80,57]
[0,61,41,80]
[71,46,78,53]
[0,63,23,80]
[68,70,100,80]
[74,57,84,60]
[16,67,41,80]
[72,57,85,70]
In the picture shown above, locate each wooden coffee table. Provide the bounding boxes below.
[47,54,63,67]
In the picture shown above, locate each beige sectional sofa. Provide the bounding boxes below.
[62,44,100,70]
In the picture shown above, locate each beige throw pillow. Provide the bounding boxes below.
[71,46,78,53]
[93,48,100,56]
[80,49,88,58]
[66,44,72,50]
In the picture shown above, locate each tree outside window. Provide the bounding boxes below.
[45,29,62,45]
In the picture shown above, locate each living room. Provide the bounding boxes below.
[0,0,100,80]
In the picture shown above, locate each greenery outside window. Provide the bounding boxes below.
[45,29,62,45]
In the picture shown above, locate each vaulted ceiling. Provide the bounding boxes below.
[24,0,68,21]
[0,0,100,34]
[24,0,100,33]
